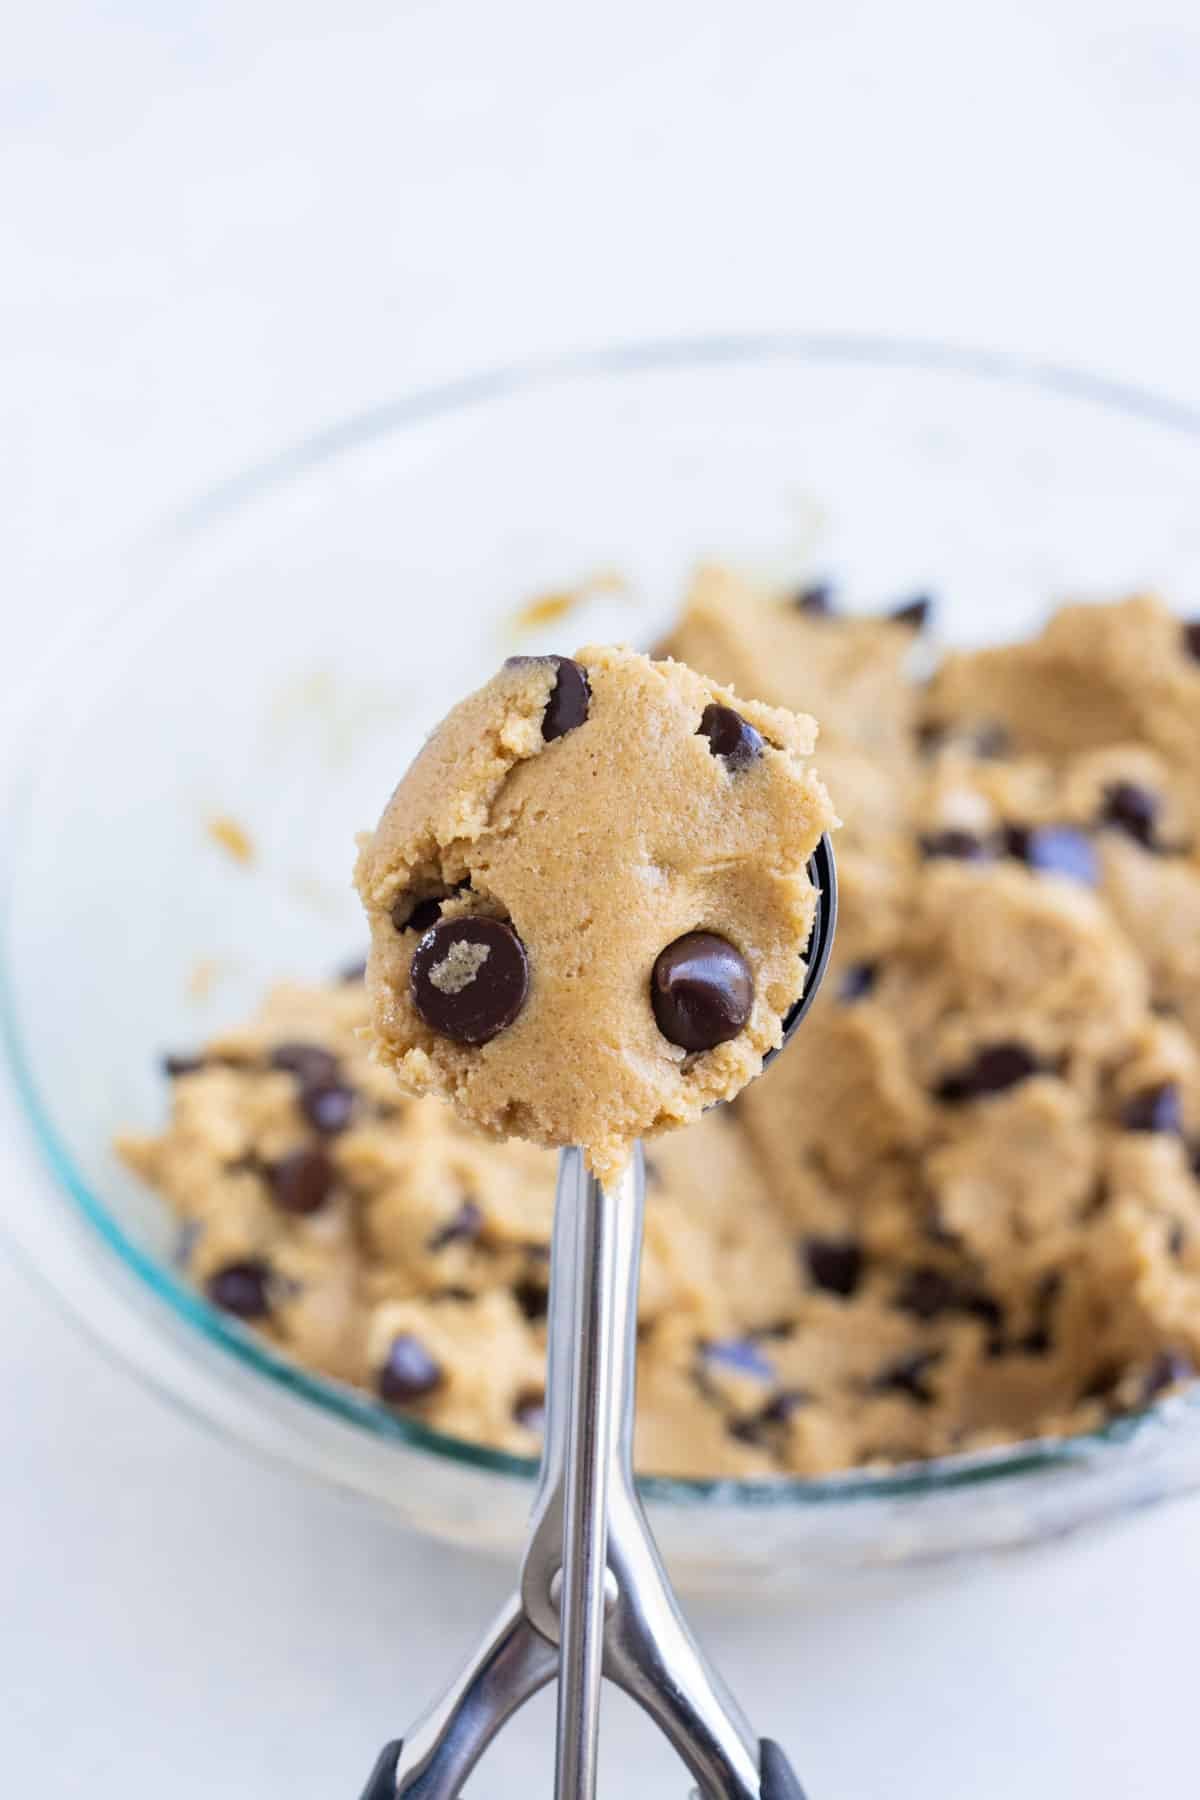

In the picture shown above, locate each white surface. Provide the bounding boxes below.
[4,2,1200,1793]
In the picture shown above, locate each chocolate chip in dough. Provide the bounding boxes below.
[207,1259,272,1319]
[1182,619,1200,662]
[697,703,764,770]
[410,916,530,1045]
[1120,1082,1183,1135]
[937,1042,1039,1103]
[804,1236,863,1297]
[838,962,877,1003]
[513,1276,549,1322]
[378,1334,443,1404]
[890,594,933,630]
[506,654,591,740]
[920,830,992,862]
[428,1199,484,1251]
[1100,781,1160,850]
[270,1042,339,1086]
[513,1389,547,1435]
[269,1146,335,1215]
[872,1350,941,1405]
[893,1266,959,1321]
[162,1052,205,1078]
[651,932,753,1052]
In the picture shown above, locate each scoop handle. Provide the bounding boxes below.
[358,1739,403,1800]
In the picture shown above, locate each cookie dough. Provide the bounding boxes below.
[119,579,1200,1479]
[353,645,836,1180]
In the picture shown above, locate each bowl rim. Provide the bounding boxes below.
[5,328,1200,1510]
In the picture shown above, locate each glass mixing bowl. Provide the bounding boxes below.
[6,336,1200,1591]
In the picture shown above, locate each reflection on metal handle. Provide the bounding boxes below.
[553,1157,627,1800]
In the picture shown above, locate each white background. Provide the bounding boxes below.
[4,3,1200,1794]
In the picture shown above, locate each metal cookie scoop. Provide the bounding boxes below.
[358,837,837,1800]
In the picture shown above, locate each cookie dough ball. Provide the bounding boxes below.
[355,645,837,1179]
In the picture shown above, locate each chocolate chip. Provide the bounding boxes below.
[702,1338,776,1381]
[916,722,946,757]
[428,1199,484,1252]
[1169,1220,1188,1257]
[505,654,591,740]
[378,1334,443,1404]
[270,1042,339,1086]
[838,962,877,1003]
[891,1266,1004,1330]
[937,1042,1039,1103]
[891,594,932,630]
[410,916,530,1045]
[651,932,753,1052]
[269,1146,335,1215]
[513,1276,548,1322]
[759,1387,811,1425]
[207,1259,272,1319]
[513,1389,547,1434]
[1141,1349,1194,1402]
[1120,1082,1183,1134]
[162,1052,205,1078]
[872,1350,941,1405]
[300,1082,357,1134]
[1101,781,1159,850]
[1006,823,1099,885]
[920,830,992,862]
[697,703,764,770]
[893,1266,958,1320]
[804,1236,863,1297]
[793,582,834,615]
[338,957,367,984]
[1182,620,1200,661]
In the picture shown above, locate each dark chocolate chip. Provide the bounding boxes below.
[890,594,933,630]
[804,1236,863,1297]
[378,1334,443,1404]
[920,830,992,862]
[428,1199,484,1252]
[504,654,592,741]
[1081,1362,1122,1403]
[1101,781,1159,850]
[1183,619,1200,662]
[702,1338,776,1382]
[270,1042,339,1086]
[269,1146,335,1215]
[651,932,753,1052]
[1120,1082,1183,1134]
[410,916,530,1045]
[697,703,764,770]
[207,1259,272,1319]
[1006,823,1099,885]
[162,1052,205,1078]
[513,1389,547,1434]
[1141,1349,1194,1402]
[1169,1220,1188,1257]
[793,582,834,615]
[759,1387,811,1425]
[891,1267,1004,1330]
[916,722,946,757]
[937,1042,1039,1103]
[838,962,877,1003]
[893,1266,958,1321]
[338,957,367,984]
[300,1081,357,1135]
[513,1276,549,1322]
[872,1350,941,1405]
